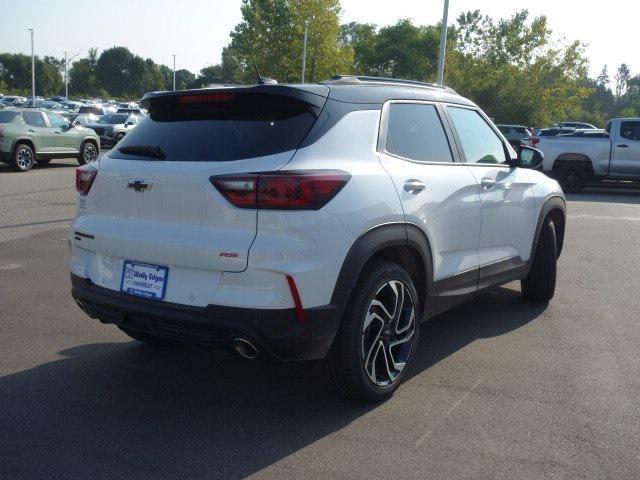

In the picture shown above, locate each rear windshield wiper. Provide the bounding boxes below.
[118,145,166,159]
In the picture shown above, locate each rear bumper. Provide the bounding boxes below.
[71,274,341,361]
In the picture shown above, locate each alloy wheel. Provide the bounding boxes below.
[17,147,34,169]
[83,144,97,163]
[362,280,416,387]
[563,169,582,189]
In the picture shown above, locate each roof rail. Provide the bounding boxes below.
[325,75,457,94]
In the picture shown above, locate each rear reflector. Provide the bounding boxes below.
[76,164,98,195]
[286,275,305,323]
[211,170,350,210]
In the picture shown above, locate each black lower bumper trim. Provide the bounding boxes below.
[71,274,342,361]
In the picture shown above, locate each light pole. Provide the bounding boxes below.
[28,28,35,106]
[172,55,176,91]
[436,0,449,85]
[64,51,68,98]
[301,20,308,83]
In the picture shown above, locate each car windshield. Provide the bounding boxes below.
[96,114,129,124]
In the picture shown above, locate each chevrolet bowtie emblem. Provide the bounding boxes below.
[127,180,153,192]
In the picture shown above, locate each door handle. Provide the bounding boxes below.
[617,144,629,148]
[54,131,62,134]
[481,178,496,189]
[404,179,425,194]
[27,129,36,133]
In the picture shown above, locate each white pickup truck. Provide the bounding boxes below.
[537,118,640,192]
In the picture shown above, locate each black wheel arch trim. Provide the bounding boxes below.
[330,222,433,318]
[527,195,566,274]
[11,138,36,157]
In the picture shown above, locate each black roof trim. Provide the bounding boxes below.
[323,75,457,94]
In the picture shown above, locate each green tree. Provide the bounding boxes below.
[373,20,440,80]
[230,0,352,83]
[69,48,100,97]
[96,47,137,97]
[340,22,377,75]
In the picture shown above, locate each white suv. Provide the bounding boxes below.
[70,76,566,402]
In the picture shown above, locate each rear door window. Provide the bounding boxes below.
[23,111,47,127]
[384,103,454,163]
[447,107,507,164]
[111,93,317,161]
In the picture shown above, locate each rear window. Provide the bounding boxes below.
[79,106,102,115]
[0,111,19,123]
[111,93,317,161]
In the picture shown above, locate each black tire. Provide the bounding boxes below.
[116,132,125,142]
[557,165,586,193]
[77,141,98,165]
[521,218,557,302]
[118,327,177,346]
[9,143,35,172]
[321,260,420,403]
[36,158,52,166]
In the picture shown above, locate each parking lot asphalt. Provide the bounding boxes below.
[1,160,639,479]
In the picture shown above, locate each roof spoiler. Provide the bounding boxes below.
[140,85,329,115]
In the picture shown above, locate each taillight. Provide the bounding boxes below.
[210,170,350,210]
[75,164,97,195]
[210,175,259,208]
[531,136,539,146]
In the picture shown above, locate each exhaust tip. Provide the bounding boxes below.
[232,338,259,360]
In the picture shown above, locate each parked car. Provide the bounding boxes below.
[0,108,99,172]
[84,113,142,147]
[68,113,99,126]
[555,121,597,130]
[2,96,27,106]
[496,124,533,149]
[78,105,110,116]
[116,107,146,116]
[538,127,577,137]
[70,76,565,402]
[537,117,640,192]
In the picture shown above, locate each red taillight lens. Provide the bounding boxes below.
[210,170,350,210]
[258,171,350,210]
[75,164,97,195]
[531,136,539,146]
[210,175,259,208]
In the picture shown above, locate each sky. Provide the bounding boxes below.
[1,0,638,79]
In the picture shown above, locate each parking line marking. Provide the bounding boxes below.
[413,376,485,450]
[0,263,20,270]
[568,214,640,222]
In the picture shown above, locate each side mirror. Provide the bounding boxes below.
[514,146,544,169]
[125,121,133,127]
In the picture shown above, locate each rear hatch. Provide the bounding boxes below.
[74,86,327,289]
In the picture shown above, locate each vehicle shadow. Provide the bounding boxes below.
[0,161,78,173]
[567,184,640,204]
[0,285,545,479]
